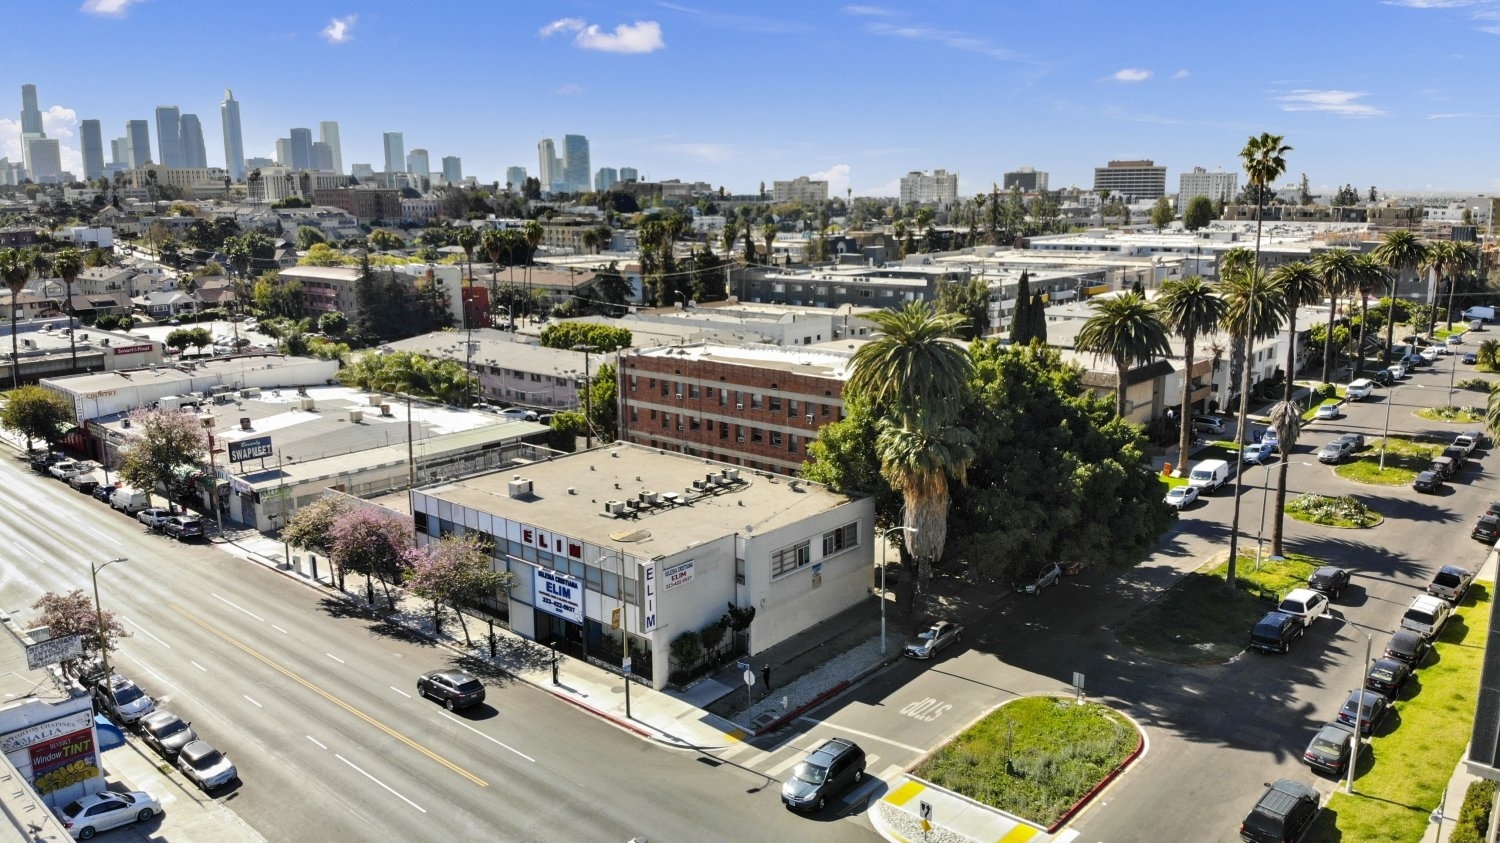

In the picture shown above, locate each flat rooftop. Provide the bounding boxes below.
[630,343,852,379]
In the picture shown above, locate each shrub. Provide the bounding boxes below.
[1285,494,1379,527]
[670,630,703,671]
[1457,377,1493,391]
[1450,778,1497,843]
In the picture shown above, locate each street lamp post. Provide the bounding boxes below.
[1346,633,1372,793]
[879,526,918,655]
[91,557,127,676]
[595,553,631,719]
[1379,379,1397,471]
[1253,461,1273,567]
[574,344,598,449]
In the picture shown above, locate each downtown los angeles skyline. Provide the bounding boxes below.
[3,0,1499,198]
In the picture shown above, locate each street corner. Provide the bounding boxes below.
[874,776,1079,843]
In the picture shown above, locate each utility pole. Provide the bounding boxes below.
[574,344,598,449]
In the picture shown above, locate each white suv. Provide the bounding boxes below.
[1277,588,1330,628]
[1401,595,1451,639]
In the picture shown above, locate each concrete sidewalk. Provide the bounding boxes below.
[96,738,263,842]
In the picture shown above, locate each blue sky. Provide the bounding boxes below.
[4,0,1499,197]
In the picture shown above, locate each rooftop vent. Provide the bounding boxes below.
[605,500,627,516]
[239,417,251,431]
[348,409,363,424]
[380,403,392,416]
[508,477,534,499]
[367,394,383,407]
[299,396,316,411]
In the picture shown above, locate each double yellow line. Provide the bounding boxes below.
[171,602,488,788]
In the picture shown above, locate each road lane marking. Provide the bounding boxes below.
[336,753,427,814]
[794,719,926,755]
[125,618,172,649]
[389,686,411,698]
[170,601,487,788]
[326,653,345,664]
[14,542,48,565]
[86,526,122,547]
[244,695,263,708]
[271,624,288,634]
[436,710,535,762]
[190,661,207,672]
[212,593,264,622]
[307,736,327,750]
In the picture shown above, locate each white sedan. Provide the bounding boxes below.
[1315,402,1342,420]
[54,790,161,839]
[1164,485,1199,510]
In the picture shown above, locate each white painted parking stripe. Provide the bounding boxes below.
[306,735,327,750]
[125,618,172,649]
[389,686,411,698]
[243,695,262,708]
[326,653,345,664]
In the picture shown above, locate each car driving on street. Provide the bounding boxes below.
[903,621,963,659]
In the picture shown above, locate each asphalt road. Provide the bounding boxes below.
[0,462,879,843]
[751,352,1492,842]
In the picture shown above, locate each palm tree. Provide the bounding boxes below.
[1076,292,1172,418]
[1266,398,1303,558]
[1157,276,1226,473]
[52,248,85,370]
[247,169,262,205]
[1269,261,1322,403]
[455,226,479,290]
[481,227,504,307]
[0,248,31,390]
[1423,240,1478,333]
[1350,254,1387,376]
[1372,230,1427,360]
[523,219,543,324]
[846,302,974,615]
[1223,132,1292,591]
[761,222,777,266]
[1312,248,1356,383]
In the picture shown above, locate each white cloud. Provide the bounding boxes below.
[660,143,734,162]
[864,22,1022,60]
[1383,0,1482,7]
[0,106,84,179]
[80,0,142,17]
[1111,68,1152,82]
[1276,89,1386,117]
[809,164,851,198]
[556,84,584,96]
[855,178,902,198]
[842,4,895,15]
[1428,111,1479,118]
[540,18,664,53]
[1172,69,1191,79]
[322,15,356,44]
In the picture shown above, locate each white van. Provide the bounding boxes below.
[110,487,151,514]
[1346,379,1374,401]
[1463,306,1495,322]
[1187,459,1231,494]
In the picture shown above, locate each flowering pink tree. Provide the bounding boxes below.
[117,406,209,506]
[329,507,413,609]
[31,590,128,676]
[403,533,514,644]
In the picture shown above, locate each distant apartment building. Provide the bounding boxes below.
[772,176,828,205]
[25,137,61,183]
[221,89,245,181]
[1177,167,1237,209]
[179,114,207,169]
[619,343,851,475]
[312,187,403,222]
[619,166,638,183]
[312,142,335,172]
[406,148,430,180]
[737,264,969,309]
[899,170,959,206]
[506,166,527,191]
[441,156,462,185]
[1093,159,1167,200]
[289,127,314,171]
[155,106,182,168]
[319,121,343,175]
[562,134,590,194]
[537,139,559,193]
[1004,167,1049,192]
[124,119,152,168]
[382,132,405,184]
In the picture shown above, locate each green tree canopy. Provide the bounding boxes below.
[538,321,633,353]
[117,406,210,501]
[0,384,74,448]
[1183,196,1215,231]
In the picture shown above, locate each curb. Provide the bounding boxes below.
[1045,728,1146,833]
[549,690,654,739]
[755,679,849,736]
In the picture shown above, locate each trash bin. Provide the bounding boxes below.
[1162,462,1173,476]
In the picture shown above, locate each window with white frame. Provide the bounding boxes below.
[822,522,858,556]
[771,540,812,577]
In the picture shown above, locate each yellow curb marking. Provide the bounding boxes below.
[884,779,925,806]
[998,825,1039,842]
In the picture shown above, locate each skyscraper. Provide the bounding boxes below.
[125,120,152,168]
[289,127,313,171]
[80,119,105,180]
[406,148,429,179]
[312,142,334,172]
[562,134,590,195]
[155,106,182,168]
[619,167,639,183]
[26,138,61,183]
[20,84,43,136]
[383,132,405,180]
[220,89,245,181]
[275,139,292,167]
[179,114,207,169]
[537,139,557,193]
[318,121,343,175]
[505,167,527,191]
[110,138,127,168]
[595,167,618,192]
[441,156,462,185]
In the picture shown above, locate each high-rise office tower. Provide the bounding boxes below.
[406,148,429,179]
[289,127,313,171]
[275,139,292,167]
[220,89,245,181]
[595,167,618,192]
[441,156,462,185]
[110,138,127,167]
[505,167,527,191]
[562,134,590,194]
[537,139,558,193]
[125,120,152,168]
[383,132,405,180]
[80,119,105,180]
[179,114,207,169]
[619,166,638,183]
[155,106,182,168]
[26,138,61,183]
[351,163,375,180]
[318,122,343,175]
[20,84,43,136]
[312,142,334,172]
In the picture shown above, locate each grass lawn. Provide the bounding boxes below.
[1284,493,1382,528]
[1119,554,1321,663]
[912,696,1138,827]
[1308,583,1491,843]
[1416,405,1485,424]
[1334,437,1438,485]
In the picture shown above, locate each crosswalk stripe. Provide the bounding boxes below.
[765,752,803,777]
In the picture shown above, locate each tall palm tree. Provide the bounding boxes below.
[1265,398,1303,558]
[1269,261,1322,403]
[761,222,777,266]
[0,248,31,390]
[481,227,504,321]
[1350,254,1387,376]
[1372,230,1427,360]
[52,248,85,370]
[847,302,974,615]
[1157,276,1226,473]
[1076,292,1172,419]
[455,226,479,289]
[1444,241,1479,332]
[523,219,543,324]
[1423,240,1478,333]
[1224,132,1292,591]
[1312,248,1356,383]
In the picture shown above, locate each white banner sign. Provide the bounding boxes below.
[641,563,658,632]
[533,567,583,624]
[25,634,84,670]
[1,709,95,754]
[663,560,694,590]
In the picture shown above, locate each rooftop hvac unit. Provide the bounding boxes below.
[705,472,718,485]
[367,394,383,407]
[725,468,741,481]
[508,477,534,498]
[240,417,251,431]
[715,473,733,485]
[239,387,261,398]
[605,500,627,516]
[691,480,706,490]
[348,409,363,424]
[641,491,659,505]
[200,415,215,428]
[299,397,316,411]
[626,498,642,509]
[380,404,392,416]
[21,339,33,348]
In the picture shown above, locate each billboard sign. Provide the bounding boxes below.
[533,567,583,623]
[228,435,274,463]
[25,633,84,670]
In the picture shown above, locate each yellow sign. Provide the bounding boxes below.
[610,607,622,630]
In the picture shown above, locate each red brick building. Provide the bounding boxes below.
[312,187,402,223]
[617,344,850,475]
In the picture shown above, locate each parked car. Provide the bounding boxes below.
[1316,439,1353,464]
[91,673,155,726]
[1401,594,1452,639]
[1346,379,1375,400]
[1249,611,1303,654]
[69,473,100,495]
[1384,629,1431,667]
[1192,415,1226,434]
[1387,363,1407,380]
[1301,723,1356,776]
[1164,485,1199,510]
[139,710,197,760]
[1334,432,1366,451]
[781,737,866,813]
[176,740,238,790]
[1242,441,1276,465]
[1364,657,1412,697]
[29,451,65,472]
[91,484,117,503]
[1277,588,1330,628]
[1239,778,1320,842]
[1188,459,1232,494]
[1430,456,1457,479]
[1447,334,1464,346]
[903,621,963,660]
[53,790,161,840]
[1336,689,1390,736]
[111,487,151,514]
[1474,513,1500,543]
[1463,352,1478,365]
[1307,566,1351,599]
[1427,565,1474,603]
[1255,428,1280,450]
[1421,347,1442,362]
[162,516,205,541]
[416,670,486,710]
[1314,402,1341,420]
[1371,369,1396,386]
[499,407,540,422]
[1441,446,1470,469]
[137,508,173,530]
[1453,431,1484,455]
[1015,562,1063,594]
[1413,471,1446,494]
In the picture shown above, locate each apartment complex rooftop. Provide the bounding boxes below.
[630,342,853,379]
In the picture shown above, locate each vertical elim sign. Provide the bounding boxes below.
[640,562,658,632]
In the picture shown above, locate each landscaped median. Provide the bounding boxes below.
[1334,436,1439,486]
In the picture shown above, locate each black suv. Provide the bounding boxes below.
[163,516,205,541]
[1249,611,1303,654]
[1474,514,1500,544]
[1240,778,1320,842]
[416,670,486,710]
[1306,566,1351,599]
[781,737,867,813]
